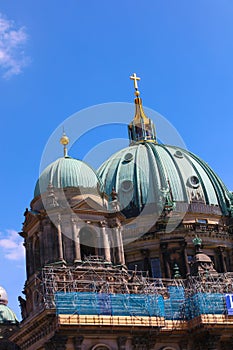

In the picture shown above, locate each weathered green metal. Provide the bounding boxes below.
[98,143,233,217]
[34,156,103,198]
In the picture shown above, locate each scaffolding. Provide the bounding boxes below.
[40,257,233,321]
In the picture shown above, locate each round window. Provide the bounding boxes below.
[121,180,133,192]
[188,175,200,188]
[174,150,183,158]
[124,153,133,162]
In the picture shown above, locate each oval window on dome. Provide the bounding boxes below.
[188,175,200,188]
[124,153,134,162]
[121,180,133,192]
[174,150,184,158]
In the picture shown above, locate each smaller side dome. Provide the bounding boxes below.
[34,156,103,198]
[0,304,18,324]
[0,286,8,305]
[0,286,18,324]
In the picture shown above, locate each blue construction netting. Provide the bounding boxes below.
[54,289,228,320]
[164,286,186,320]
[55,292,165,317]
[186,293,226,319]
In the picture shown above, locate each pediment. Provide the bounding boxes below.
[72,197,106,212]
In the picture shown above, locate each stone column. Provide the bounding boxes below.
[43,218,52,264]
[38,229,44,267]
[181,241,190,276]
[100,221,111,262]
[73,336,84,350]
[72,216,81,263]
[57,214,64,261]
[116,225,125,265]
[160,242,171,278]
[217,246,227,272]
[141,249,152,277]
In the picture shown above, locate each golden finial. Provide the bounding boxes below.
[60,129,69,157]
[128,73,157,144]
[130,73,141,96]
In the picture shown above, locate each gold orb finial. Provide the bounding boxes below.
[60,133,69,146]
[60,130,69,157]
[134,90,140,97]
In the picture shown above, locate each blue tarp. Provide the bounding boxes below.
[54,288,227,320]
[55,292,165,317]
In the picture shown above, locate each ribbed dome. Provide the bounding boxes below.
[0,304,18,324]
[98,143,233,217]
[34,156,103,198]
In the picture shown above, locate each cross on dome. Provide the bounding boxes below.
[130,73,141,91]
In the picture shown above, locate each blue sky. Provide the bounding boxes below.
[0,0,233,318]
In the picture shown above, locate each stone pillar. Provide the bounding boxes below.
[38,229,44,267]
[117,336,127,350]
[100,221,111,262]
[160,242,171,278]
[25,240,31,277]
[73,336,84,350]
[57,214,64,261]
[217,246,227,272]
[72,216,81,263]
[116,225,125,265]
[42,218,52,264]
[181,241,190,276]
[141,249,152,277]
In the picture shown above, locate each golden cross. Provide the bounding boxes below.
[130,73,141,90]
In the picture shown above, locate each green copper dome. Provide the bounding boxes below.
[34,156,103,198]
[98,143,233,217]
[0,304,18,324]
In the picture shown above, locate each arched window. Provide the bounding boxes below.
[79,227,97,260]
[91,345,111,350]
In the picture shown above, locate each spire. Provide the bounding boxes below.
[128,73,157,145]
[60,129,70,157]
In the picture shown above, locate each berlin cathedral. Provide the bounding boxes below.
[1,74,233,350]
